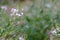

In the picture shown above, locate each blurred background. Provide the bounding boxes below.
[0,0,60,40]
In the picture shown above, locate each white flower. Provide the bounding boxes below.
[21,8,24,11]
[1,6,7,10]
[56,28,60,31]
[45,3,52,8]
[10,8,23,16]
[15,12,23,16]
[11,8,18,14]
[19,37,24,40]
[51,29,57,34]
[21,12,23,15]
[16,13,21,16]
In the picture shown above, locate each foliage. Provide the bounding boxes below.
[0,0,60,40]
